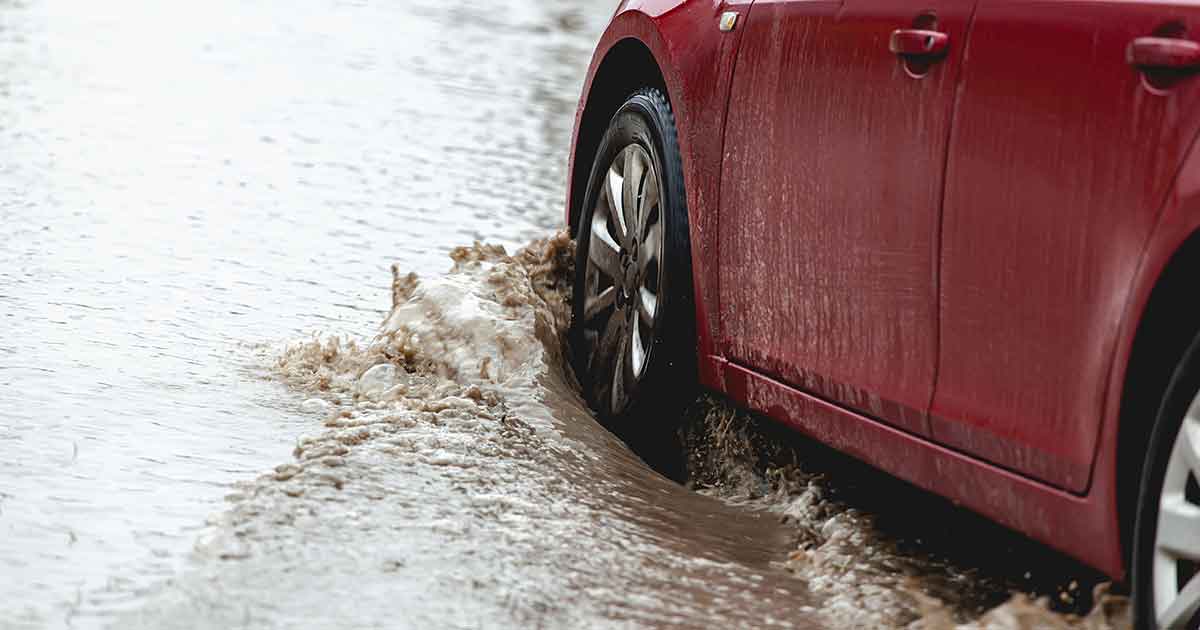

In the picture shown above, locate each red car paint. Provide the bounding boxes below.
[566,0,1200,580]
[718,0,974,438]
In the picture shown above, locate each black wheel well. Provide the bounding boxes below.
[1117,227,1200,573]
[568,38,668,235]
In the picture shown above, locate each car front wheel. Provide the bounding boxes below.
[1133,334,1200,629]
[569,87,695,433]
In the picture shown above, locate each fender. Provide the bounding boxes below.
[1096,131,1200,577]
[1110,137,1200,390]
[566,0,755,376]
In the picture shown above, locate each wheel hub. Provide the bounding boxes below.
[621,251,639,294]
[578,141,665,415]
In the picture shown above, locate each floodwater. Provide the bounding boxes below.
[1,0,607,625]
[0,1,1132,629]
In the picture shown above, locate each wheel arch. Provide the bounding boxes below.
[1116,226,1200,573]
[567,37,669,236]
[1112,146,1200,577]
[565,1,751,370]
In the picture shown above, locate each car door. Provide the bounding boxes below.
[718,0,975,435]
[933,1,1200,492]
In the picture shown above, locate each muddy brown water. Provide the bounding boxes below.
[0,0,1130,628]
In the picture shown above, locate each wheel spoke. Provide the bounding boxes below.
[640,222,661,274]
[637,167,659,240]
[1159,497,1200,561]
[630,317,646,377]
[611,331,630,415]
[605,164,627,246]
[584,286,616,325]
[638,286,657,328]
[1159,571,1200,630]
[590,311,624,382]
[1180,413,1200,479]
[588,213,622,279]
[622,148,644,246]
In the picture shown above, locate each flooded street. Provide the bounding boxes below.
[0,1,1132,629]
[1,0,607,625]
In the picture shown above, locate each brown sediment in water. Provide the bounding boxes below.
[677,395,1133,629]
[270,233,1131,629]
[129,233,1131,629]
[123,234,828,629]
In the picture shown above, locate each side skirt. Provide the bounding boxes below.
[702,355,1124,578]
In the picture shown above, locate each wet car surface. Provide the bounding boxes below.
[0,1,1132,628]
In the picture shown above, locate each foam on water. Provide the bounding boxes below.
[123,234,1132,628]
[121,236,822,629]
[680,397,1133,629]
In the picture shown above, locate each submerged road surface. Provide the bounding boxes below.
[0,0,618,625]
[0,1,1131,629]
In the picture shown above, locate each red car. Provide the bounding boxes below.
[565,1,1200,628]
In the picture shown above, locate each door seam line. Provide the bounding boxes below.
[925,0,982,435]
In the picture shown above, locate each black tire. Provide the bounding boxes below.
[569,88,696,441]
[1132,333,1200,630]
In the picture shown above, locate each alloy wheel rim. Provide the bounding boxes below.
[580,143,664,415]
[1153,396,1200,628]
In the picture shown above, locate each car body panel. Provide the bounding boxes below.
[931,0,1200,494]
[567,0,1200,580]
[716,0,974,436]
[721,357,1125,576]
[565,0,753,377]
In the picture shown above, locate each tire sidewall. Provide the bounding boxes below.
[1133,333,1200,629]
[570,89,695,427]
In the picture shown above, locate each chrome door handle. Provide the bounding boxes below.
[1127,36,1200,70]
[890,28,949,57]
